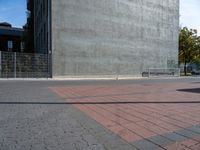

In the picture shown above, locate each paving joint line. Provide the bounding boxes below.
[96,103,178,146]
[81,104,168,150]
[123,103,200,136]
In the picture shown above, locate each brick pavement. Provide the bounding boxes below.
[50,82,200,150]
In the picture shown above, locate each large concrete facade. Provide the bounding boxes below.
[37,0,180,77]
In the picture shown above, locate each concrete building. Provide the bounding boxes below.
[34,0,179,77]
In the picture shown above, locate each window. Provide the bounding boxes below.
[20,42,25,52]
[7,41,13,51]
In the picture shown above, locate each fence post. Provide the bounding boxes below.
[47,53,49,78]
[14,52,16,78]
[48,53,52,78]
[148,68,150,78]
[178,68,181,77]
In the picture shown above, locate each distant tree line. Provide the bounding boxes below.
[179,27,200,75]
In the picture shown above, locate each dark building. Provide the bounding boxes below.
[0,22,24,52]
[33,0,50,54]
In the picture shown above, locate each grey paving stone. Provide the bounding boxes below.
[188,126,200,134]
[162,132,187,142]
[176,129,200,138]
[0,79,200,150]
[148,135,174,147]
[195,124,200,128]
[68,105,137,150]
[133,139,162,150]
[0,81,139,150]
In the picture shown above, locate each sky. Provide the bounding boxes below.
[0,0,27,28]
[180,0,200,35]
[0,0,199,35]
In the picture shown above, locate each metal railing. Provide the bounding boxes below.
[0,51,51,78]
[142,68,181,77]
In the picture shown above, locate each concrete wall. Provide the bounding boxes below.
[51,0,179,77]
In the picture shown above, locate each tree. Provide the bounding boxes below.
[22,0,34,53]
[179,27,200,75]
[194,36,200,64]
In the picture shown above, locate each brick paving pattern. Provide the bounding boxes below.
[50,82,200,150]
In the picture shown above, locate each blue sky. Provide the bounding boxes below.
[0,0,27,28]
[0,0,199,35]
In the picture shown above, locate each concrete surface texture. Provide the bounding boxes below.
[0,78,200,150]
[51,0,179,77]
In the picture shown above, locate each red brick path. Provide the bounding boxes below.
[49,82,200,145]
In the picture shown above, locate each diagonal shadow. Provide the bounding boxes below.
[177,88,200,94]
[191,82,200,84]
[1,101,200,105]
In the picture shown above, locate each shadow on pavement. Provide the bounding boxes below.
[191,82,200,84]
[177,88,200,94]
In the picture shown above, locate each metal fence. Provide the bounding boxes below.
[0,51,51,78]
[142,68,181,77]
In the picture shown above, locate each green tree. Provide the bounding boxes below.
[179,27,200,75]
[194,36,200,64]
[22,0,34,53]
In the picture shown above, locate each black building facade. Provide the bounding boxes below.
[0,22,24,52]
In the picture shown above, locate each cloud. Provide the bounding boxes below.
[0,6,15,12]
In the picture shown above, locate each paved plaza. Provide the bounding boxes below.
[0,78,200,150]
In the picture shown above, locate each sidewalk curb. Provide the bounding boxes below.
[0,76,199,81]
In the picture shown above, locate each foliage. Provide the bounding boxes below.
[179,27,200,75]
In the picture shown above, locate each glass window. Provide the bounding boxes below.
[7,41,13,51]
[20,42,25,52]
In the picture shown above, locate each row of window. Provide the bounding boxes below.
[34,0,49,53]
[34,0,48,33]
[0,41,24,52]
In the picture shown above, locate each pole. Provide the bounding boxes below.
[14,52,16,78]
